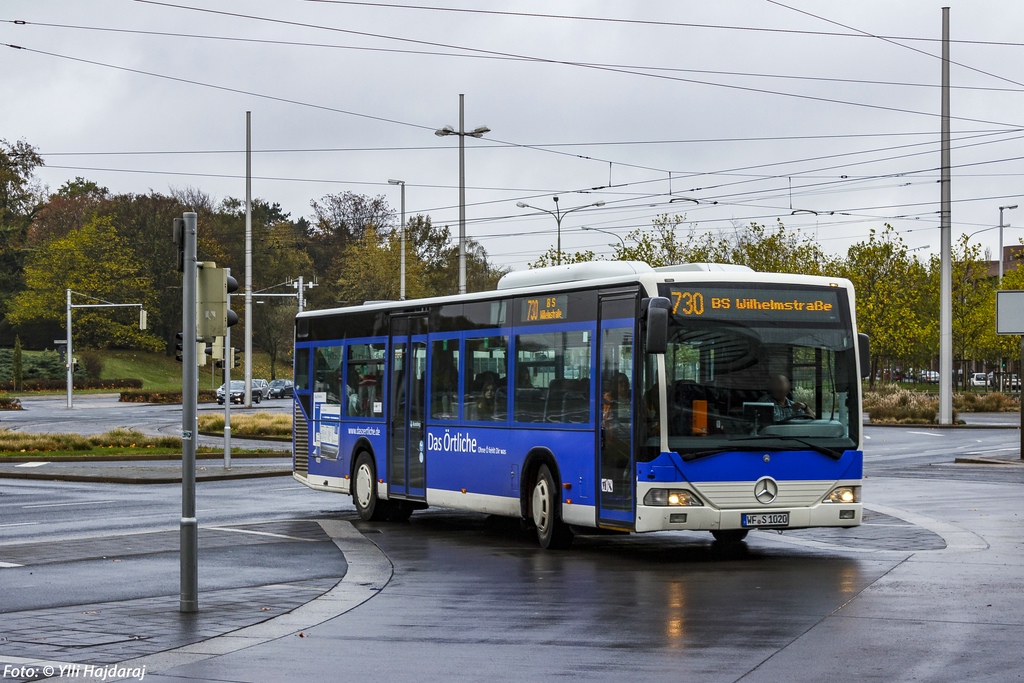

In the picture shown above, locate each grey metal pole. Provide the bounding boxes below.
[938,7,953,425]
[458,93,467,295]
[180,211,199,613]
[224,315,231,470]
[65,288,73,409]
[1020,338,1023,460]
[400,182,406,300]
[999,206,1005,283]
[244,111,253,407]
[554,196,562,266]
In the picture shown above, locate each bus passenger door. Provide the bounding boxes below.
[598,294,637,528]
[388,315,428,500]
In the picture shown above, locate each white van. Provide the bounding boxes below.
[970,372,987,387]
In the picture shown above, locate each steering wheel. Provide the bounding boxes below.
[781,414,815,423]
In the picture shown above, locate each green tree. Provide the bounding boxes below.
[926,235,994,389]
[7,216,164,351]
[0,139,44,326]
[839,226,929,387]
[530,247,598,268]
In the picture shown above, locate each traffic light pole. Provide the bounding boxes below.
[180,211,199,614]
[223,273,232,471]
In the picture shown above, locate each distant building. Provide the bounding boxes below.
[984,244,1024,278]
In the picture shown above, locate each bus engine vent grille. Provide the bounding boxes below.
[293,402,308,476]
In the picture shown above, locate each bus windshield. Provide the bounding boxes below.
[644,283,859,460]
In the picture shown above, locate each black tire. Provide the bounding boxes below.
[531,464,573,549]
[711,529,749,543]
[388,500,415,522]
[353,452,389,521]
[253,393,261,404]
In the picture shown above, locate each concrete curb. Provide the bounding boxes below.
[0,466,293,484]
[110,520,392,681]
[954,455,1024,466]
[866,422,1019,430]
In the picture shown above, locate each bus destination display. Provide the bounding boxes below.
[521,295,568,322]
[660,285,842,322]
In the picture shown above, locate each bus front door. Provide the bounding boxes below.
[388,316,428,500]
[598,294,637,528]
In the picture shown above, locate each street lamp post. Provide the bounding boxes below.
[516,196,606,265]
[581,225,625,250]
[999,204,1018,282]
[388,179,406,300]
[435,94,489,295]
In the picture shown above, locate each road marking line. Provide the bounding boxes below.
[0,561,23,567]
[0,522,40,528]
[14,461,50,468]
[22,499,117,509]
[907,431,944,437]
[202,526,319,542]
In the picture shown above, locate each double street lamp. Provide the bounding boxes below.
[516,196,606,265]
[436,94,489,295]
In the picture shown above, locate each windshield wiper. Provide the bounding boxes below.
[724,434,847,460]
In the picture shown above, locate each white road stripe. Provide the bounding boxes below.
[202,526,319,542]
[0,522,40,528]
[907,431,944,437]
[23,499,117,509]
[13,461,50,468]
[0,561,23,567]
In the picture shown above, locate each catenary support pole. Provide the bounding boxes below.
[180,211,199,613]
[938,7,953,425]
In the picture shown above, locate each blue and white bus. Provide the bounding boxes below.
[292,261,867,548]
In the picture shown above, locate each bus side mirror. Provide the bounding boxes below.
[858,333,870,378]
[644,297,671,354]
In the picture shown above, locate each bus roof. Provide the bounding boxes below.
[296,262,852,319]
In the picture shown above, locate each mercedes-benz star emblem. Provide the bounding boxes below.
[754,477,778,504]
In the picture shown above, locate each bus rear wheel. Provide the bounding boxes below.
[353,452,388,522]
[711,529,749,543]
[531,464,573,549]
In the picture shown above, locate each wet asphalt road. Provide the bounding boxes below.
[2,398,1023,681]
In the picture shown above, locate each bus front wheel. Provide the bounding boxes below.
[353,452,388,522]
[531,464,573,549]
[711,529,749,543]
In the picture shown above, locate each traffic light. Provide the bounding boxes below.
[197,264,240,340]
[139,309,148,330]
[175,332,184,362]
[197,342,207,367]
[231,347,241,369]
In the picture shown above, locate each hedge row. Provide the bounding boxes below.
[0,378,143,392]
[120,390,218,404]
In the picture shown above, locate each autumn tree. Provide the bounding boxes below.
[0,139,44,330]
[8,216,164,351]
[839,226,929,387]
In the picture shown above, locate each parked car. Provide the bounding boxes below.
[268,379,294,398]
[252,378,270,401]
[918,370,939,383]
[217,380,248,405]
[970,372,987,387]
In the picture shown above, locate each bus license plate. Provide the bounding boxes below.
[742,512,789,528]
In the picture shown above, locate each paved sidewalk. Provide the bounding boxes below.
[0,519,391,683]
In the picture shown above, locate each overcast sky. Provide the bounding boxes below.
[3,1,1024,272]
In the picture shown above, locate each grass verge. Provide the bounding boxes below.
[0,427,283,457]
[198,411,292,437]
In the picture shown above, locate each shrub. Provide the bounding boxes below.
[953,391,1019,413]
[863,385,958,424]
[198,411,292,437]
[0,394,22,411]
[79,349,104,381]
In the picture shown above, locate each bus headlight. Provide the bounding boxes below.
[825,486,860,504]
[643,489,704,506]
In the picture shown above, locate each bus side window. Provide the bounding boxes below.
[313,346,343,404]
[346,343,385,418]
[465,336,508,421]
[431,339,460,420]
